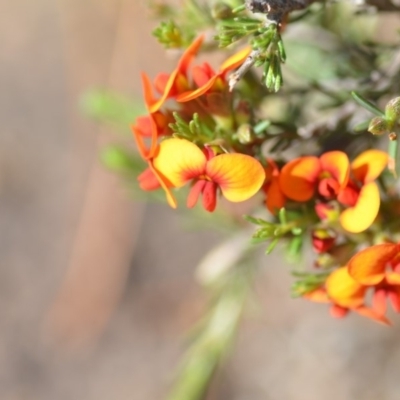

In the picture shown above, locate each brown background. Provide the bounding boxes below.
[1,1,400,399]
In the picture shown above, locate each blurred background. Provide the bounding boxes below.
[1,1,400,399]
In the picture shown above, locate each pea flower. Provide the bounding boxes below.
[141,35,204,113]
[306,267,389,324]
[347,243,400,317]
[338,149,388,233]
[279,151,350,202]
[151,138,265,211]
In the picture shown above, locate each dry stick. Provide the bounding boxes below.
[46,0,143,349]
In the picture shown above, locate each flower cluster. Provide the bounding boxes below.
[307,243,400,325]
[128,3,400,326]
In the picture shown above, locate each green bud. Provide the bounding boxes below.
[277,38,286,63]
[368,116,388,135]
[385,97,400,126]
[236,124,255,144]
[212,3,233,19]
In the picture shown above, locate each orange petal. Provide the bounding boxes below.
[348,243,400,285]
[351,149,388,183]
[219,47,252,74]
[177,35,204,74]
[339,181,380,233]
[319,151,350,189]
[176,75,219,102]
[141,72,157,109]
[279,157,320,202]
[152,138,206,187]
[131,115,159,160]
[326,267,366,308]
[266,178,286,214]
[354,306,391,325]
[303,288,330,303]
[206,154,265,202]
[149,35,204,113]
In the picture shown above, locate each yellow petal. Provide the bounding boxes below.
[351,149,388,183]
[152,138,206,187]
[206,154,265,202]
[348,243,399,285]
[339,182,380,233]
[148,161,177,209]
[219,47,252,73]
[326,267,366,308]
[320,151,350,188]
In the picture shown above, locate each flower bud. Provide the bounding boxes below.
[368,116,388,136]
[236,124,255,144]
[211,3,233,20]
[312,229,336,254]
[385,97,400,126]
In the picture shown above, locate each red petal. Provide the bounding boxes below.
[202,181,218,212]
[372,288,387,315]
[330,305,349,319]
[318,177,340,198]
[187,180,206,209]
[138,167,161,191]
[388,288,400,312]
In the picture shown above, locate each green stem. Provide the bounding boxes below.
[167,269,252,400]
[388,137,399,177]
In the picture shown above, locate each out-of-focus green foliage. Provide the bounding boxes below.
[81,89,145,132]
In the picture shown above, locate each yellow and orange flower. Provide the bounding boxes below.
[279,151,350,202]
[141,35,204,113]
[338,149,388,233]
[150,138,265,211]
[305,267,390,324]
[347,243,400,316]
